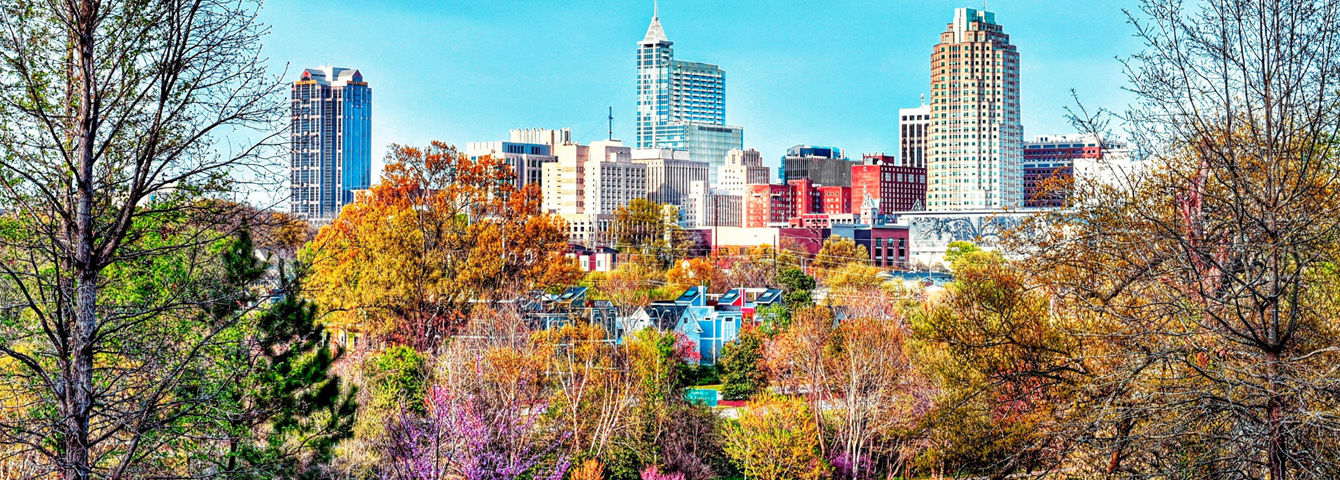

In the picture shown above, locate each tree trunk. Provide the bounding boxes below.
[64,2,99,479]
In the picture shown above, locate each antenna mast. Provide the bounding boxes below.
[607,106,613,140]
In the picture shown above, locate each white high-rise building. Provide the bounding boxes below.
[684,181,743,228]
[926,8,1023,211]
[585,140,646,215]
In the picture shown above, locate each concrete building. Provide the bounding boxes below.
[543,143,588,215]
[684,181,743,228]
[718,148,769,194]
[510,127,572,151]
[465,141,555,190]
[899,102,930,169]
[781,145,853,187]
[289,66,371,221]
[542,140,646,216]
[585,140,646,215]
[926,8,1023,211]
[854,154,927,214]
[632,148,708,211]
[635,6,743,184]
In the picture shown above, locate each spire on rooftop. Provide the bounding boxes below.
[641,1,669,45]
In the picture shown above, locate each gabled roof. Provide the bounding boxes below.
[644,303,688,330]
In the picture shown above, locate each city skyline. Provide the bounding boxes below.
[261,0,1139,182]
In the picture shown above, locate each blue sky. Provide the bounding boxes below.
[260,0,1140,177]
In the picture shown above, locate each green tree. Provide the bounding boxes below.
[776,267,816,308]
[223,235,359,479]
[942,241,982,265]
[610,199,693,267]
[719,325,768,401]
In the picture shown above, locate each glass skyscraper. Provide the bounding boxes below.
[290,66,372,222]
[636,7,742,185]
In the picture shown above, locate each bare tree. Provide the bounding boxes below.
[1022,0,1340,478]
[0,0,285,478]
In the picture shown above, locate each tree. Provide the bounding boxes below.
[220,239,359,479]
[718,325,767,401]
[1009,0,1340,477]
[0,0,284,477]
[609,199,692,267]
[382,383,570,480]
[664,258,725,292]
[812,237,869,278]
[304,142,580,348]
[910,251,1079,477]
[776,267,816,307]
[942,241,981,265]
[723,395,830,480]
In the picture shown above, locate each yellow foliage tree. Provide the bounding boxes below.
[303,142,581,348]
[723,395,830,480]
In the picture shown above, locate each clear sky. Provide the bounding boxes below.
[260,0,1141,178]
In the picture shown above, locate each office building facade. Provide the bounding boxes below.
[465,141,556,190]
[781,145,853,187]
[899,103,930,169]
[718,148,769,194]
[926,8,1023,211]
[289,66,371,221]
[635,8,742,184]
[633,148,709,210]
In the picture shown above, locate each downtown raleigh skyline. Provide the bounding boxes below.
[287,5,1133,263]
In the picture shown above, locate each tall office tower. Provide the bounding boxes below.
[290,66,372,221]
[635,6,743,184]
[781,145,853,187]
[899,102,930,168]
[632,148,708,210]
[718,148,769,193]
[926,8,1022,211]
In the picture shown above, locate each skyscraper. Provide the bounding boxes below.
[926,8,1022,211]
[635,5,742,184]
[290,66,372,221]
[899,102,929,169]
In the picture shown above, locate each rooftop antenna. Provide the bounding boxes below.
[653,0,658,18]
[607,106,613,140]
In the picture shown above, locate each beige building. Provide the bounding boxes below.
[926,8,1023,211]
[632,148,708,213]
[718,148,769,194]
[684,180,743,228]
[542,140,647,245]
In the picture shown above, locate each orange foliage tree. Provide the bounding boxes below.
[303,142,581,348]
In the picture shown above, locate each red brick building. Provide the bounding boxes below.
[818,185,851,214]
[853,154,927,213]
[745,184,793,227]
